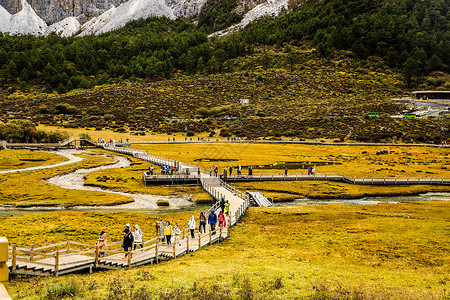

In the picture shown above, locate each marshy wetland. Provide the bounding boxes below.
[0,143,449,299]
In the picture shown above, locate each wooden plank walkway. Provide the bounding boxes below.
[7,146,248,276]
[7,138,99,149]
[6,143,448,276]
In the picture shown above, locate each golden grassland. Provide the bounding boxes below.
[36,125,217,143]
[0,149,68,171]
[235,181,450,201]
[124,143,450,199]
[0,153,131,207]
[131,143,450,177]
[86,149,212,204]
[6,201,450,299]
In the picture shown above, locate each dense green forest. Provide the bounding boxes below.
[0,0,448,94]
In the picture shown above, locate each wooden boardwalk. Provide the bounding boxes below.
[7,145,248,276]
[7,138,99,150]
[4,143,449,276]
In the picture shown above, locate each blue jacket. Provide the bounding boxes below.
[208,210,217,224]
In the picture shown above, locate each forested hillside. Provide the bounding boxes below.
[240,0,449,86]
[0,0,448,94]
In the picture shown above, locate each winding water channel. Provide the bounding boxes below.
[0,149,448,216]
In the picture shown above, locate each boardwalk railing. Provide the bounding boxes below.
[0,237,11,300]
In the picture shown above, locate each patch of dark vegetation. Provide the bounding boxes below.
[194,158,238,162]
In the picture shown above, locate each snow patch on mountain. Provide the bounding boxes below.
[211,0,290,37]
[0,5,11,32]
[79,0,175,36]
[9,0,47,35]
[45,17,81,37]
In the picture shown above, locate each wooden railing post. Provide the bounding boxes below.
[66,236,70,253]
[29,244,34,261]
[209,231,212,245]
[199,233,201,249]
[186,235,189,252]
[94,246,99,267]
[55,251,60,276]
[0,237,11,299]
[155,243,159,263]
[127,249,131,267]
[220,226,222,240]
[173,243,176,258]
[11,244,16,272]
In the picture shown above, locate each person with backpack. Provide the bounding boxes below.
[122,223,133,259]
[159,219,165,242]
[224,201,230,216]
[220,197,225,213]
[199,212,206,234]
[97,227,107,257]
[132,224,144,251]
[208,209,217,235]
[188,215,196,238]
[164,221,173,245]
[218,211,226,227]
[173,223,181,246]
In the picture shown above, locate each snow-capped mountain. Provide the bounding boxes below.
[45,17,81,37]
[0,5,11,32]
[0,0,291,37]
[211,0,290,37]
[9,0,47,35]
[79,0,176,36]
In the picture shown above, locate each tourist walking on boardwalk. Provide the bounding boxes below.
[164,221,173,245]
[188,215,196,238]
[248,166,252,176]
[220,196,225,213]
[307,167,311,176]
[123,223,134,259]
[97,227,107,257]
[199,212,206,234]
[311,167,315,175]
[155,221,160,236]
[149,164,153,175]
[285,167,288,176]
[218,211,226,227]
[209,166,212,176]
[198,167,201,176]
[159,219,165,242]
[224,200,230,216]
[208,209,218,235]
[173,223,181,245]
[132,224,144,251]
[237,165,242,175]
[229,166,233,176]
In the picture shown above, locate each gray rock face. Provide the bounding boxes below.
[0,0,128,25]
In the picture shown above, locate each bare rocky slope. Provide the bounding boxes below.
[0,0,290,36]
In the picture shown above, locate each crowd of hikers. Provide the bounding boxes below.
[96,199,230,259]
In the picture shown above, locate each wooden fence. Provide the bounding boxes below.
[0,237,11,300]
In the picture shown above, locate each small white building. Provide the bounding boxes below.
[240,98,250,105]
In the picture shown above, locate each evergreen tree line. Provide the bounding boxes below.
[0,17,250,93]
[239,0,449,85]
[0,0,448,93]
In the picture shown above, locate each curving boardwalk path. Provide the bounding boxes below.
[7,146,249,277]
[4,143,449,277]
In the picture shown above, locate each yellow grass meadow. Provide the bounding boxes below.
[0,149,67,171]
[5,201,450,299]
